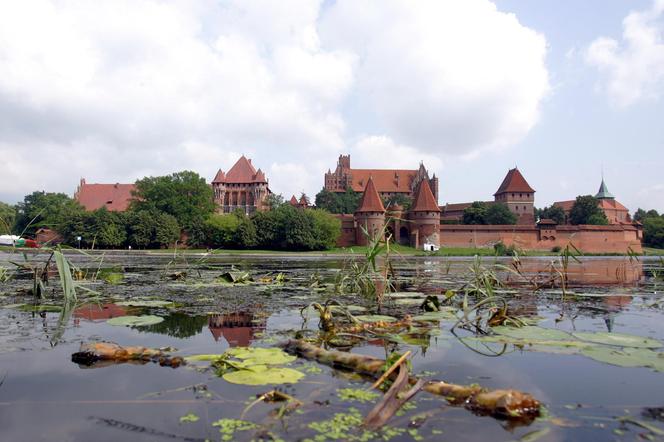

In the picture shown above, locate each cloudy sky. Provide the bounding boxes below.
[0,0,662,212]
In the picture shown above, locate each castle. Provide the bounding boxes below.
[324,155,439,201]
[73,154,643,254]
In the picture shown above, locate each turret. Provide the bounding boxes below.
[408,180,441,249]
[354,177,386,246]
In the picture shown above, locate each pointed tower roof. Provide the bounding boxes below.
[289,195,298,206]
[299,194,308,206]
[494,168,535,195]
[356,177,385,213]
[222,155,268,183]
[595,179,614,199]
[212,169,226,184]
[410,180,440,212]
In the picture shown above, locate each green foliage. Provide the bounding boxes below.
[15,191,84,235]
[536,205,566,224]
[485,203,517,225]
[569,195,608,225]
[643,216,664,249]
[315,187,360,214]
[493,241,518,256]
[0,201,16,233]
[264,193,285,211]
[253,205,340,250]
[462,201,488,225]
[383,193,411,211]
[204,210,257,248]
[463,202,517,225]
[131,171,214,229]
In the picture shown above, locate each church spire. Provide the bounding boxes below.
[595,178,614,200]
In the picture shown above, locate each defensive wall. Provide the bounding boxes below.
[438,223,643,254]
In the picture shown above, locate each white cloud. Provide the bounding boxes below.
[586,0,664,107]
[0,0,549,202]
[351,136,443,172]
[320,0,549,155]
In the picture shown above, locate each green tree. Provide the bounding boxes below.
[537,205,566,224]
[340,188,361,214]
[633,208,648,223]
[643,216,664,249]
[232,210,257,248]
[153,212,180,248]
[90,208,127,248]
[264,193,285,211]
[462,201,488,225]
[485,203,517,225]
[126,210,155,248]
[309,209,341,249]
[315,188,342,213]
[15,191,84,235]
[0,202,16,233]
[205,213,240,247]
[569,195,608,225]
[383,194,411,211]
[131,171,214,229]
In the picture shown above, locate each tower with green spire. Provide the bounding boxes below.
[595,178,614,200]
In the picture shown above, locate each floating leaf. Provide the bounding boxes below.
[222,366,304,385]
[572,331,662,349]
[384,292,425,298]
[329,305,367,313]
[355,315,398,323]
[106,315,164,326]
[116,300,174,308]
[179,413,200,423]
[492,326,573,341]
[226,347,297,365]
[581,347,664,371]
[411,311,457,322]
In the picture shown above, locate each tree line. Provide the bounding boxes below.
[0,171,340,250]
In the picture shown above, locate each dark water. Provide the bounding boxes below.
[0,251,663,441]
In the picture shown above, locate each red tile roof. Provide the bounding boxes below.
[289,195,298,206]
[222,155,268,184]
[347,169,419,193]
[494,168,535,195]
[411,180,440,212]
[553,200,575,212]
[75,180,135,211]
[598,199,628,211]
[356,177,385,213]
[212,169,226,183]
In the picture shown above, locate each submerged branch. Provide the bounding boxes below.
[279,339,541,422]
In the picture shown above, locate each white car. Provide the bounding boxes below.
[0,234,21,246]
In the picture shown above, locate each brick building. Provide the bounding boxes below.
[74,179,135,211]
[212,155,271,214]
[324,154,439,202]
[553,178,630,225]
[441,168,535,225]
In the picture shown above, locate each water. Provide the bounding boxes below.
[0,251,663,441]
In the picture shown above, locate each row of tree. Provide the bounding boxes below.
[0,171,341,250]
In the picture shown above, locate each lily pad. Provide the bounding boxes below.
[581,347,664,371]
[411,311,457,322]
[384,292,425,298]
[354,315,398,323]
[572,331,662,349]
[225,347,297,365]
[116,300,174,308]
[492,325,573,342]
[106,315,164,327]
[222,365,304,385]
[329,305,367,313]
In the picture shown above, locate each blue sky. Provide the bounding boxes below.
[0,0,662,213]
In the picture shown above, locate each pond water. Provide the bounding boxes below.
[0,251,663,441]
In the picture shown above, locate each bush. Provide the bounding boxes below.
[551,246,561,253]
[493,241,518,256]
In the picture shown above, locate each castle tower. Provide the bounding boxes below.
[494,168,535,224]
[354,177,386,246]
[408,180,441,249]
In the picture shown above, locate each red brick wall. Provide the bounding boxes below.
[439,224,642,254]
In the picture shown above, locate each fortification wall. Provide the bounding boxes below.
[439,224,642,254]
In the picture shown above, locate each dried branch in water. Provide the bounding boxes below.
[279,339,541,421]
[364,362,425,430]
[71,342,185,368]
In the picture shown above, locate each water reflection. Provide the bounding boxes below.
[208,312,266,347]
[74,303,128,322]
